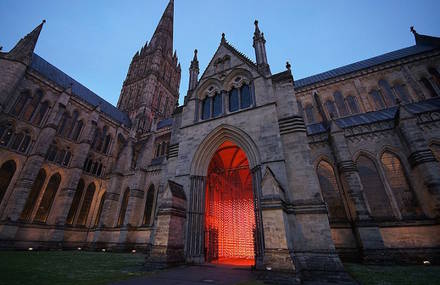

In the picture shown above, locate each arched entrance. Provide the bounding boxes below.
[204,141,255,266]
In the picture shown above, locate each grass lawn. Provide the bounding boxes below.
[344,263,440,285]
[0,251,151,285]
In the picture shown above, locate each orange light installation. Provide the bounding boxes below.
[205,141,256,266]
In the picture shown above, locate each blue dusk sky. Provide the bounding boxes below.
[1,0,440,106]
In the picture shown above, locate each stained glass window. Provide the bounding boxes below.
[240,84,251,109]
[202,97,211,120]
[229,89,239,112]
[369,90,386,110]
[395,84,411,104]
[66,179,85,225]
[34,173,61,223]
[317,161,347,221]
[357,155,394,219]
[213,93,222,117]
[325,100,338,118]
[379,80,396,106]
[0,160,16,204]
[333,91,348,117]
[381,152,422,218]
[20,169,46,222]
[77,183,96,226]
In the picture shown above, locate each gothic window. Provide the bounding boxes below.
[395,84,411,104]
[333,91,348,117]
[62,151,71,167]
[31,101,49,126]
[66,179,85,225]
[72,120,83,141]
[64,111,79,138]
[91,128,101,150]
[143,185,156,226]
[369,90,386,110]
[94,193,105,227]
[229,88,239,112]
[325,100,338,118]
[20,169,46,222]
[117,188,130,227]
[379,79,396,106]
[34,173,61,223]
[0,160,16,204]
[356,155,394,220]
[240,84,252,109]
[212,93,222,117]
[57,112,70,135]
[202,97,211,120]
[304,104,315,124]
[76,183,96,227]
[0,123,13,147]
[22,90,43,122]
[11,91,31,116]
[9,131,31,154]
[381,152,422,218]
[316,161,347,221]
[102,135,111,154]
[420,77,438,97]
[10,133,24,151]
[346,95,360,114]
[45,142,71,167]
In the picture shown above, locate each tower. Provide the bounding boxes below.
[117,0,181,133]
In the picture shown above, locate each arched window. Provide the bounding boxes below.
[240,84,252,109]
[325,100,338,118]
[64,111,78,138]
[378,79,395,106]
[0,160,16,204]
[369,90,386,110]
[346,95,360,114]
[10,133,24,151]
[66,179,85,225]
[57,112,70,135]
[72,120,83,141]
[333,91,348,117]
[143,185,156,226]
[34,173,61,223]
[304,104,315,124]
[91,128,101,150]
[117,188,130,227]
[428,67,440,88]
[212,93,222,117]
[19,133,31,153]
[102,135,111,154]
[22,90,43,122]
[381,152,422,218]
[357,155,394,220]
[420,77,438,97]
[20,169,46,222]
[31,101,49,126]
[11,91,31,116]
[94,193,105,227]
[202,97,211,120]
[229,88,239,112]
[394,84,411,104]
[316,161,347,221]
[0,123,14,147]
[76,183,96,226]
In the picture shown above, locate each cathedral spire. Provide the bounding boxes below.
[7,20,45,65]
[149,0,174,55]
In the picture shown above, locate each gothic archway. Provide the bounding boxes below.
[187,125,264,267]
[205,141,255,266]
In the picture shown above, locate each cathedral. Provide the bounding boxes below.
[0,0,440,276]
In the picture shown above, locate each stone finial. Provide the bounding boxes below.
[410,26,417,35]
[286,61,291,71]
[221,33,226,43]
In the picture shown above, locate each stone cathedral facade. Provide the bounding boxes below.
[0,0,440,275]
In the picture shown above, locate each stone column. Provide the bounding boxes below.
[328,120,386,260]
[145,181,186,268]
[185,175,206,263]
[0,97,67,240]
[397,105,440,217]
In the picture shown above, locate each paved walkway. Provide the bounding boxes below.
[111,264,257,285]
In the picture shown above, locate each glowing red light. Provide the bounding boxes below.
[205,142,255,266]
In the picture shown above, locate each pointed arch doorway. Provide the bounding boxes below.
[204,141,256,266]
